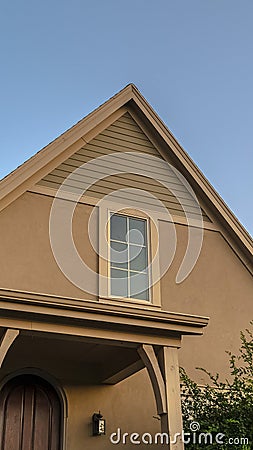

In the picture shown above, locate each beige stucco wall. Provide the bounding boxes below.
[0,189,252,385]
[65,375,163,450]
[0,191,97,301]
[161,223,253,382]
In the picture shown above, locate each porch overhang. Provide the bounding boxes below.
[0,288,209,384]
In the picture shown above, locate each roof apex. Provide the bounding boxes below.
[0,84,252,268]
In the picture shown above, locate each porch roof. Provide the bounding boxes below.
[0,288,209,384]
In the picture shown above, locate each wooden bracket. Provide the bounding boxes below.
[137,344,167,415]
[0,329,19,368]
[138,344,184,449]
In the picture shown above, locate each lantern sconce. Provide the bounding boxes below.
[92,412,106,436]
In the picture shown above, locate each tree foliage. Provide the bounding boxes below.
[180,323,253,449]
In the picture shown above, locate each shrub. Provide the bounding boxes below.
[180,323,253,449]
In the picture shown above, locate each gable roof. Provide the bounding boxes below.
[0,84,252,270]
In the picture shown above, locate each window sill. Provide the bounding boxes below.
[99,295,162,311]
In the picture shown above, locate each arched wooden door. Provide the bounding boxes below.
[0,375,62,450]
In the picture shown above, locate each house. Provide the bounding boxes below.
[0,84,252,450]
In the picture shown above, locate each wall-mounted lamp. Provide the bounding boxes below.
[92,412,106,436]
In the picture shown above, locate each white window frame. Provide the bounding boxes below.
[98,205,161,308]
[109,212,150,301]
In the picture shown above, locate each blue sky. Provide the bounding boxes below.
[1,0,252,235]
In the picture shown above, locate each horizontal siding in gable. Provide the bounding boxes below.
[37,112,211,221]
[50,166,196,201]
[41,171,201,210]
[39,177,204,218]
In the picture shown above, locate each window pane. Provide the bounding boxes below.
[110,241,128,269]
[129,245,148,272]
[130,272,149,300]
[110,214,127,242]
[129,218,147,245]
[111,268,128,297]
